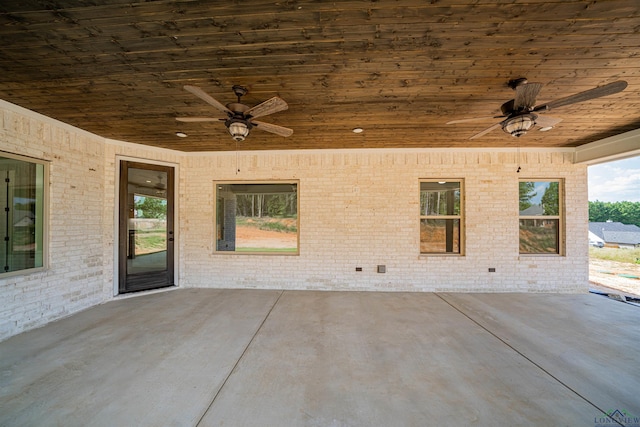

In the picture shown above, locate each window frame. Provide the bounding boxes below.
[214,180,300,256]
[419,179,465,256]
[518,179,565,256]
[0,151,49,277]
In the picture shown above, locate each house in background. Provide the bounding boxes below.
[588,231,605,248]
[589,222,640,249]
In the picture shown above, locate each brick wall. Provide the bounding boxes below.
[1,101,106,340]
[181,149,588,293]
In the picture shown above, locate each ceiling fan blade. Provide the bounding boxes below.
[183,85,232,115]
[535,115,563,128]
[251,120,293,137]
[514,82,543,110]
[534,80,627,112]
[176,117,225,122]
[469,122,502,140]
[446,116,504,124]
[246,97,288,119]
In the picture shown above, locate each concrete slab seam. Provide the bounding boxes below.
[434,293,624,427]
[194,290,285,426]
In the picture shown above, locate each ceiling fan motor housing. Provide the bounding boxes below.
[225,103,252,141]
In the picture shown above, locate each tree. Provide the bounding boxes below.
[519,182,537,211]
[541,182,559,215]
[134,196,167,219]
[589,200,640,227]
[589,200,610,222]
[234,193,298,218]
[615,201,640,226]
[266,194,286,217]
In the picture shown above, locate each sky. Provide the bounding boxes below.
[588,156,640,202]
[530,182,552,205]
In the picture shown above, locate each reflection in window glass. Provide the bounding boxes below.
[420,219,460,253]
[519,219,559,254]
[420,181,463,254]
[0,154,47,274]
[420,185,460,215]
[132,194,167,261]
[519,180,562,254]
[216,182,298,254]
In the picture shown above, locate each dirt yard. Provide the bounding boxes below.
[589,258,640,297]
[235,225,297,249]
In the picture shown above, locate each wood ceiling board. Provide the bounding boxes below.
[0,0,638,152]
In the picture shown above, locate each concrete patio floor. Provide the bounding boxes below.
[1,289,639,427]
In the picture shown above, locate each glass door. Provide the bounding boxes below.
[118,161,174,293]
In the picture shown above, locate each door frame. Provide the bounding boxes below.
[114,157,179,296]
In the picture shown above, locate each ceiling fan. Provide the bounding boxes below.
[154,174,166,195]
[446,78,628,139]
[177,85,293,141]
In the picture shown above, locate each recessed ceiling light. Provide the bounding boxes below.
[176,132,187,138]
[352,128,364,133]
[539,127,553,132]
[438,181,446,184]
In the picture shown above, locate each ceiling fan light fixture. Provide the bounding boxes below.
[502,114,536,137]
[227,120,250,141]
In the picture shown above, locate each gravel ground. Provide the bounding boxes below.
[589,258,640,298]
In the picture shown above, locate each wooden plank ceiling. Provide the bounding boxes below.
[0,0,638,152]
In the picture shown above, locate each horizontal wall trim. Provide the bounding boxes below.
[181,146,576,157]
[574,128,640,165]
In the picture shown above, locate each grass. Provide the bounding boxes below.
[258,221,296,233]
[589,246,640,264]
[135,229,167,254]
[236,216,297,233]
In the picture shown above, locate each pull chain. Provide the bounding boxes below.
[235,140,240,174]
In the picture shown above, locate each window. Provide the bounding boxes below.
[420,180,463,254]
[215,182,298,254]
[0,153,48,275]
[519,180,563,255]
